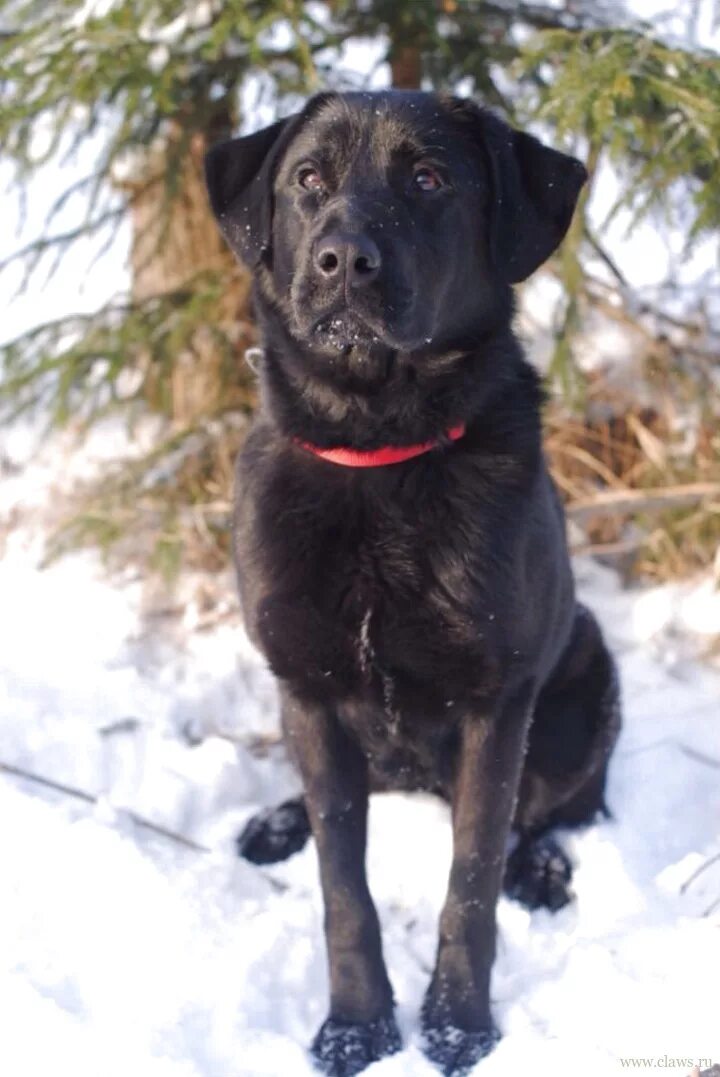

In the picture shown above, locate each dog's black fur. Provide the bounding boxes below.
[205,91,621,1077]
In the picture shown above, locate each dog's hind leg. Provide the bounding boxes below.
[237,796,311,864]
[507,604,621,911]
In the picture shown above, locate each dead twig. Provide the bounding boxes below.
[567,483,720,523]
[703,896,720,918]
[0,759,209,853]
[584,225,629,289]
[680,850,720,895]
[570,536,645,558]
[678,745,720,770]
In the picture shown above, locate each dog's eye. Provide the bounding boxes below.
[297,167,325,192]
[413,167,443,192]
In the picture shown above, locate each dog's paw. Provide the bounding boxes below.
[311,1014,402,1076]
[504,832,573,912]
[236,798,311,865]
[421,1020,500,1076]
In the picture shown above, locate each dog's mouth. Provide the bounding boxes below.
[290,264,425,357]
[306,304,431,360]
[313,311,383,354]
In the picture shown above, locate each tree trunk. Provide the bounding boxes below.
[124,112,254,426]
[390,43,422,89]
[388,5,425,90]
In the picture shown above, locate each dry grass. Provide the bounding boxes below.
[546,369,720,582]
[46,412,246,580]
[42,362,720,591]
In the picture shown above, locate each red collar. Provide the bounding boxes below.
[294,423,466,468]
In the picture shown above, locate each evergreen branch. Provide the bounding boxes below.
[515,25,720,237]
[0,207,125,292]
[584,225,628,289]
[467,0,630,33]
[0,271,249,425]
[41,172,106,231]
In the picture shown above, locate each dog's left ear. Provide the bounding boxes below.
[447,100,587,283]
[204,117,294,268]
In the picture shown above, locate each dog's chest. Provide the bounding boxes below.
[253,491,502,724]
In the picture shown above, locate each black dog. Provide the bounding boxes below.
[205,91,621,1077]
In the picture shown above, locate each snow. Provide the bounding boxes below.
[1,6,719,1072]
[1,422,719,1077]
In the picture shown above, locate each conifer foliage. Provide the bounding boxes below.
[1,1,718,573]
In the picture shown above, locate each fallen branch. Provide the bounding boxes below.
[681,850,720,895]
[0,760,209,853]
[703,896,720,918]
[678,745,720,770]
[566,483,720,522]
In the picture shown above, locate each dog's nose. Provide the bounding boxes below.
[314,233,381,287]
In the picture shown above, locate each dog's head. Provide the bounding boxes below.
[206,91,585,388]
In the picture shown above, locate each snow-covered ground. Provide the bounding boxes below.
[1,423,719,1077]
[1,5,719,1071]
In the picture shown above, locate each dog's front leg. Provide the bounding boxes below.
[422,684,535,1077]
[281,686,401,1076]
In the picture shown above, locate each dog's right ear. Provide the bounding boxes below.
[204,117,293,268]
